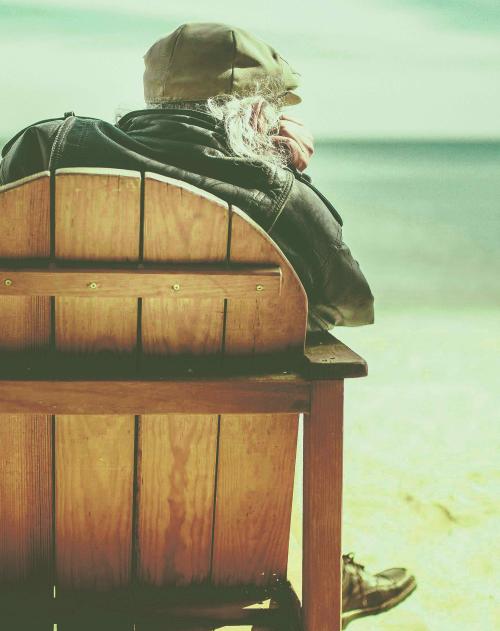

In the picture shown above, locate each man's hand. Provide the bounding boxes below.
[272,114,314,172]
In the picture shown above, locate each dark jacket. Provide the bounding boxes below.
[0,108,374,331]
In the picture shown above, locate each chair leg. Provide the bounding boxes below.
[303,380,344,631]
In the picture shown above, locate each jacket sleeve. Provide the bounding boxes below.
[308,238,375,331]
[0,119,63,185]
[268,176,374,332]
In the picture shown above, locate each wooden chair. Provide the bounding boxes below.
[0,168,367,631]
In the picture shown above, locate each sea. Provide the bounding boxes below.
[310,139,500,312]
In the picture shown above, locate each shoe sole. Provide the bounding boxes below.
[341,578,417,629]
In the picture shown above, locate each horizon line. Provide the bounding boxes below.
[1,134,500,147]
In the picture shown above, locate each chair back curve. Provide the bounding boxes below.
[0,168,307,603]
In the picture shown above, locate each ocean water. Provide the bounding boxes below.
[309,140,500,311]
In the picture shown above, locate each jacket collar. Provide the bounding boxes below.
[116,107,230,154]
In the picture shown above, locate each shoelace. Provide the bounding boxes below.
[343,552,365,572]
[343,553,369,608]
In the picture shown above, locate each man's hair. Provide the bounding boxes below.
[146,87,289,169]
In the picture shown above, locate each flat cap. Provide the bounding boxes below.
[144,23,301,105]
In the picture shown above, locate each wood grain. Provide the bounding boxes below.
[211,206,307,588]
[0,415,52,586]
[0,172,51,351]
[136,415,218,586]
[0,376,310,415]
[54,171,141,262]
[55,415,135,631]
[55,296,137,355]
[0,172,51,258]
[0,173,53,629]
[304,331,368,379]
[137,174,228,629]
[303,380,344,631]
[141,173,228,359]
[55,415,134,589]
[224,207,307,356]
[53,172,139,630]
[0,265,281,298]
[54,171,140,367]
[212,414,298,586]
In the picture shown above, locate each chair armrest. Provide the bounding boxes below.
[302,331,368,380]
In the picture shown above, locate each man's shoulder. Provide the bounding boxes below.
[1,112,110,159]
[0,113,111,185]
[1,115,68,159]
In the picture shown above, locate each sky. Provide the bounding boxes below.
[0,0,499,140]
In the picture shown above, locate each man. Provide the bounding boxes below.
[0,22,416,626]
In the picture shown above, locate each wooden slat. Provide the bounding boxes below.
[0,376,310,415]
[137,175,229,631]
[141,173,229,359]
[211,205,307,587]
[53,171,139,630]
[0,416,52,581]
[0,265,281,298]
[143,173,230,261]
[138,175,227,611]
[54,170,141,261]
[0,171,51,258]
[0,173,53,630]
[0,414,53,629]
[55,416,134,590]
[304,331,368,379]
[56,297,137,357]
[303,381,344,631]
[0,172,51,351]
[212,414,298,585]
[224,207,307,355]
[136,415,218,585]
[54,171,140,367]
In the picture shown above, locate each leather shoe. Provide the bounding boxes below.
[342,553,417,628]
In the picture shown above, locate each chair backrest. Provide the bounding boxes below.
[0,169,308,602]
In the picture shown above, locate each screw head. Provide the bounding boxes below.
[256,284,264,292]
[172,283,181,291]
[87,282,98,289]
[4,279,12,286]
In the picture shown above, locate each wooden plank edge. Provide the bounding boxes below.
[0,378,310,414]
[231,204,309,308]
[0,171,50,193]
[303,331,368,379]
[0,266,282,298]
[55,167,141,179]
[145,171,229,209]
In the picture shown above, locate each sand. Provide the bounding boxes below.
[282,309,499,631]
